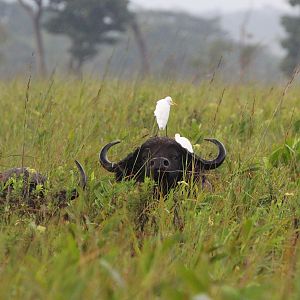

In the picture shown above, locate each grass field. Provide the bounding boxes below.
[0,77,299,299]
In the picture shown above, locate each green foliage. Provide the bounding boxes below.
[44,0,132,72]
[0,79,299,299]
[269,137,300,174]
[294,119,300,133]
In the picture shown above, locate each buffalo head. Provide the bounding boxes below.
[99,137,226,193]
[0,160,87,204]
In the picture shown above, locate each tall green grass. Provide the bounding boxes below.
[0,77,299,299]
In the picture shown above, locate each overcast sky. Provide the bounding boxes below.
[131,0,291,14]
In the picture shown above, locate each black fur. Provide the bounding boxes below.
[100,137,226,194]
[0,161,86,205]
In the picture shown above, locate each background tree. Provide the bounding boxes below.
[0,23,7,64]
[0,2,282,82]
[17,0,47,76]
[281,0,300,76]
[45,0,132,73]
[130,18,150,77]
[238,9,260,81]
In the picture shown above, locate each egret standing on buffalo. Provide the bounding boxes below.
[175,133,194,153]
[154,96,176,136]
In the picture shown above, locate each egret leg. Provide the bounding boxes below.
[152,117,158,136]
[165,125,168,137]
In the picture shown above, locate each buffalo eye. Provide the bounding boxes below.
[142,149,151,162]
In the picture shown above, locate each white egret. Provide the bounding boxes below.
[175,134,194,153]
[154,96,176,136]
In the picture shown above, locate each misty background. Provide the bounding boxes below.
[0,0,297,82]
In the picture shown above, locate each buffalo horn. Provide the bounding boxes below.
[195,138,226,170]
[74,160,87,189]
[99,140,121,172]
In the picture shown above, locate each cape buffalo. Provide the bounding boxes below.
[99,137,226,194]
[0,160,87,205]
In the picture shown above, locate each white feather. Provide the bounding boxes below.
[175,134,194,153]
[154,96,173,130]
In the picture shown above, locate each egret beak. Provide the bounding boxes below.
[170,99,177,106]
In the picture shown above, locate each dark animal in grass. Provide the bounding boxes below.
[0,160,87,208]
[99,137,226,194]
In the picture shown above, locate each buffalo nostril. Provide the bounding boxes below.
[163,159,170,167]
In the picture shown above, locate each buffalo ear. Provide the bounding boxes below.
[114,147,143,181]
